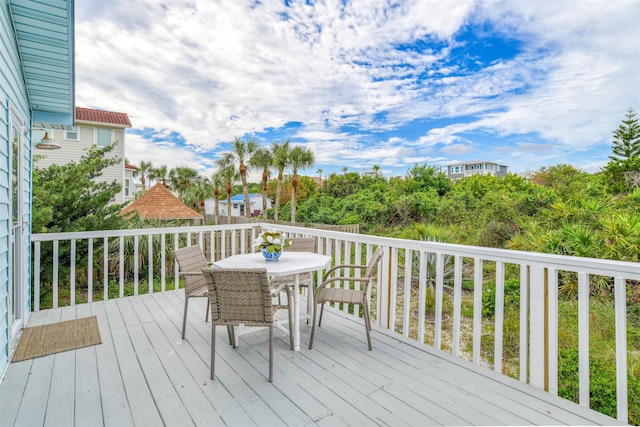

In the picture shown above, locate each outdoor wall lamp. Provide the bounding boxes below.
[35,132,61,149]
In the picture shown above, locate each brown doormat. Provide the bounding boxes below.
[11,316,102,362]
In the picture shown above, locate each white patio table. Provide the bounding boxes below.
[213,251,331,351]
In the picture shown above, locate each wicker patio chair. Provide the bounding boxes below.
[174,246,235,344]
[308,246,384,351]
[173,245,212,340]
[271,237,318,312]
[202,268,293,382]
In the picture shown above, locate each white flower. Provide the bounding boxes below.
[272,237,281,245]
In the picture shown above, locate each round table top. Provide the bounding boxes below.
[213,251,332,277]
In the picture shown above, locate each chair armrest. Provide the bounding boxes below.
[322,264,368,281]
[316,276,371,292]
[179,271,204,278]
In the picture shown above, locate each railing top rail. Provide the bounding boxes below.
[31,222,640,279]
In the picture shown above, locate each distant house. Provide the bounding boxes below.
[124,163,138,202]
[210,193,272,217]
[447,161,508,180]
[120,183,203,223]
[33,107,133,204]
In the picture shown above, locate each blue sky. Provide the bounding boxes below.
[75,0,640,180]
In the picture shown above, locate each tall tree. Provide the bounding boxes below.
[317,168,323,183]
[211,172,224,224]
[169,165,199,201]
[289,146,315,223]
[609,108,640,163]
[33,144,128,233]
[184,176,213,216]
[227,136,258,217]
[604,108,640,194]
[272,140,290,220]
[216,163,239,223]
[250,148,273,219]
[150,164,169,186]
[342,166,348,175]
[133,160,153,192]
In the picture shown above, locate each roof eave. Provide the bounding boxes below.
[75,119,131,129]
[9,0,75,130]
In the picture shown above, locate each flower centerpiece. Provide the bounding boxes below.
[252,230,291,262]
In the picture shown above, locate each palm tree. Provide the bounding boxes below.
[228,136,258,218]
[342,166,348,175]
[169,165,199,201]
[150,164,169,186]
[211,172,224,224]
[272,140,290,221]
[372,165,380,177]
[289,146,314,223]
[249,148,273,219]
[133,160,153,192]
[216,163,239,224]
[184,176,213,217]
[317,168,323,183]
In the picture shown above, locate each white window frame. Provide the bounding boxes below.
[65,127,79,140]
[95,128,113,147]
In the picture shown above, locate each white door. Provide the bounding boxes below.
[8,106,25,345]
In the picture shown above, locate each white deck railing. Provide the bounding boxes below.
[31,223,639,423]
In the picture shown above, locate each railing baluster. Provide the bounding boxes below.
[578,271,590,407]
[70,239,76,306]
[87,238,93,304]
[417,250,427,344]
[434,252,444,350]
[494,261,505,374]
[343,240,352,314]
[34,241,40,312]
[53,240,59,309]
[519,264,529,383]
[354,243,362,316]
[389,247,399,331]
[402,248,412,337]
[148,234,153,294]
[161,233,166,293]
[614,276,628,423]
[452,255,462,357]
[119,236,124,298]
[134,235,139,295]
[103,237,108,301]
[548,268,558,394]
[472,257,483,364]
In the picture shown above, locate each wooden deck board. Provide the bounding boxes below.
[0,290,624,427]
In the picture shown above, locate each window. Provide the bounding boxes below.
[65,128,78,140]
[233,204,238,209]
[96,128,112,146]
[125,179,130,197]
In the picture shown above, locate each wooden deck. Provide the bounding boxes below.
[0,290,623,426]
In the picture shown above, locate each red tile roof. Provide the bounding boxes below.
[120,183,203,220]
[76,107,132,127]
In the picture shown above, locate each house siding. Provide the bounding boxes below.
[34,125,127,204]
[0,0,30,377]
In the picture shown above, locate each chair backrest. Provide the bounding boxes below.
[364,246,384,278]
[174,245,208,272]
[173,245,209,296]
[202,268,273,325]
[287,237,317,253]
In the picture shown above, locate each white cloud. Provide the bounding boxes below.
[75,0,639,176]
